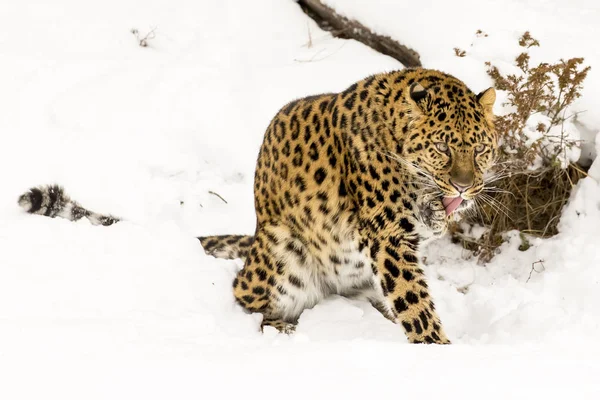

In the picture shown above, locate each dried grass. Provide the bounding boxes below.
[458,164,586,262]
[452,32,591,262]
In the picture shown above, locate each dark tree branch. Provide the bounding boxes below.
[298,0,421,67]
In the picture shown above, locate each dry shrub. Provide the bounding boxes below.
[456,32,591,262]
[454,47,466,57]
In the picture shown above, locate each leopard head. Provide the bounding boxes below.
[398,79,497,215]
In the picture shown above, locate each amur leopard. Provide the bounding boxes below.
[18,68,496,344]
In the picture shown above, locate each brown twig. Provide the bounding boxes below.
[306,21,313,48]
[208,191,228,204]
[526,259,546,283]
[131,27,156,47]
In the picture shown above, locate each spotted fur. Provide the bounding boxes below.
[199,235,254,260]
[199,68,497,343]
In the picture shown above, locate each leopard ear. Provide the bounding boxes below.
[477,87,496,114]
[408,82,432,113]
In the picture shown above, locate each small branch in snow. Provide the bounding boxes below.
[306,21,313,48]
[526,259,546,283]
[457,286,470,294]
[454,47,466,57]
[131,27,157,47]
[208,191,228,204]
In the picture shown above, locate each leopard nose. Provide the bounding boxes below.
[450,179,472,193]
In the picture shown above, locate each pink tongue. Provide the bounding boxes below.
[442,197,463,215]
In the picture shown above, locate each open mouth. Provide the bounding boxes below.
[442,196,472,215]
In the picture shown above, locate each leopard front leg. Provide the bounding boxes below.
[364,226,450,344]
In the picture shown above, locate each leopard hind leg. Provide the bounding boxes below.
[261,316,297,334]
[232,224,318,334]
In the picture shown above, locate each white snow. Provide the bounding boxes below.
[1,0,599,399]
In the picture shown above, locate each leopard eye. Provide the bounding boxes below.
[435,142,449,153]
[474,144,486,153]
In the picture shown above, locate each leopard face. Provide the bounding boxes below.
[398,80,497,214]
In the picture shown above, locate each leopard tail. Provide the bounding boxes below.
[18,184,119,226]
[197,235,254,260]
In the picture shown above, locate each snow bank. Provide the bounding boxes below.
[0,1,599,398]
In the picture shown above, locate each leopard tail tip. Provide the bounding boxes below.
[17,184,67,216]
[18,187,44,214]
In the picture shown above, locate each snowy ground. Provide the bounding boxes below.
[1,0,599,398]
